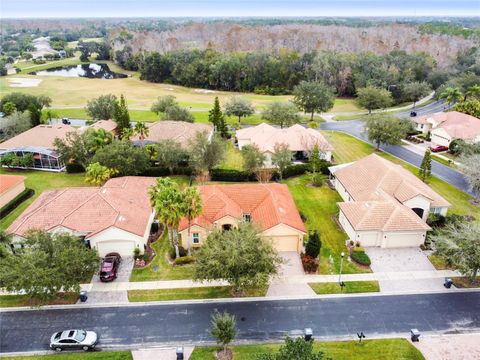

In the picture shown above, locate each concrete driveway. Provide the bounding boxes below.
[365,247,446,292]
[266,252,316,297]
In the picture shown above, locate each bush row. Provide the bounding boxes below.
[0,188,34,219]
[350,251,371,266]
[142,167,193,177]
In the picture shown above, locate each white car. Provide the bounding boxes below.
[49,329,98,352]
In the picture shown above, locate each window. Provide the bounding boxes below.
[243,213,251,223]
[431,207,441,214]
[192,233,200,244]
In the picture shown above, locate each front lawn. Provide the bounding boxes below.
[130,231,194,281]
[309,281,380,294]
[128,286,266,302]
[0,292,78,308]
[190,338,424,360]
[0,169,88,230]
[1,352,132,360]
[285,176,370,275]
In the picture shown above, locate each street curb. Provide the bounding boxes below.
[1,288,479,312]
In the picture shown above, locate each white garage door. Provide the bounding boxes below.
[270,236,300,253]
[97,241,135,257]
[383,233,423,248]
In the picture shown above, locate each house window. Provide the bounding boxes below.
[431,207,441,214]
[243,213,251,223]
[192,233,200,244]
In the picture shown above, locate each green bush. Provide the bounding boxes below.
[307,121,319,128]
[311,173,323,187]
[174,256,195,265]
[350,251,371,266]
[66,162,85,173]
[305,231,321,258]
[168,245,187,259]
[0,188,34,220]
[283,164,309,178]
[211,168,252,182]
[133,247,141,259]
[142,166,193,177]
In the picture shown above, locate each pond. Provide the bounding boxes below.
[34,63,128,79]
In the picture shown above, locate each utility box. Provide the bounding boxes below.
[176,346,184,360]
[79,291,88,302]
[304,328,313,341]
[411,329,421,342]
[444,278,453,288]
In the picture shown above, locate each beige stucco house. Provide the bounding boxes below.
[8,177,156,257]
[178,183,307,253]
[329,154,450,248]
[414,111,480,146]
[0,174,26,209]
[236,123,333,166]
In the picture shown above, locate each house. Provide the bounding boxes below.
[178,183,307,253]
[414,111,480,146]
[7,177,156,257]
[89,119,118,134]
[329,154,450,248]
[131,121,214,147]
[236,123,333,166]
[0,174,26,209]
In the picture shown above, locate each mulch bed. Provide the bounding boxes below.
[452,277,480,288]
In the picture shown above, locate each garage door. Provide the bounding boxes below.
[270,236,300,253]
[383,233,423,248]
[97,241,135,257]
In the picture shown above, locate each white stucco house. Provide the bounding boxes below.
[329,154,450,248]
[236,123,333,166]
[414,111,480,147]
[7,177,156,257]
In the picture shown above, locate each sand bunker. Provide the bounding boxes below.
[194,89,216,94]
[8,78,43,87]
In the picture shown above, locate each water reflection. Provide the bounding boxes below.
[34,63,127,79]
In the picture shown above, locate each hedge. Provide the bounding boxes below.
[0,188,34,219]
[66,163,85,173]
[174,256,195,266]
[211,168,254,182]
[350,251,371,266]
[142,167,193,177]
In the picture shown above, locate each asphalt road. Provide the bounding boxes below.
[321,118,472,195]
[397,99,449,118]
[1,292,480,353]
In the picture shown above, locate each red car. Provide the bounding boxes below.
[99,253,121,282]
[430,145,449,153]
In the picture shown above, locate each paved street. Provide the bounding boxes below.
[1,291,479,353]
[320,119,472,195]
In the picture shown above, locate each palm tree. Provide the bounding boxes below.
[121,127,134,141]
[439,87,463,107]
[89,128,113,152]
[182,187,202,256]
[134,122,150,141]
[465,85,480,101]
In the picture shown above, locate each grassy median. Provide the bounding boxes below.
[309,281,380,294]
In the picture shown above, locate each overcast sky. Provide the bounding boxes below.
[1,0,479,18]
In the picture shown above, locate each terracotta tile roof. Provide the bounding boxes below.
[334,154,450,208]
[131,121,213,148]
[236,123,333,153]
[433,111,480,140]
[89,120,117,132]
[0,124,74,150]
[178,183,306,233]
[8,177,156,238]
[0,174,26,194]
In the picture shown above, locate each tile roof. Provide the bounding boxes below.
[0,124,74,150]
[0,174,26,194]
[8,177,156,238]
[415,111,480,140]
[89,120,118,132]
[178,183,306,234]
[236,123,333,153]
[131,121,213,148]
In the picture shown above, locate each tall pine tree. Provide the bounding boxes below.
[208,97,228,138]
[419,149,432,183]
[114,94,131,138]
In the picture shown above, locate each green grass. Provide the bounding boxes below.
[0,292,79,308]
[431,154,457,169]
[130,231,194,281]
[190,338,424,360]
[2,352,132,360]
[333,113,370,121]
[0,169,88,230]
[218,141,244,170]
[128,285,266,302]
[331,98,362,112]
[428,254,452,270]
[285,176,369,275]
[309,281,380,294]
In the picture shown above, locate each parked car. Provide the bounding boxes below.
[61,118,71,125]
[99,252,121,282]
[50,329,98,352]
[430,145,449,153]
[409,111,417,117]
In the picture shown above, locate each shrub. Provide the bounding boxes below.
[307,121,319,128]
[143,253,150,262]
[141,166,193,177]
[133,247,141,259]
[211,168,252,182]
[174,256,195,265]
[168,245,187,259]
[311,173,323,187]
[283,164,309,178]
[350,251,371,266]
[305,231,321,258]
[168,246,176,259]
[178,246,187,257]
[66,162,85,173]
[0,188,34,219]
[301,255,319,273]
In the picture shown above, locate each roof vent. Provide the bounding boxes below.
[278,207,285,214]
[101,189,107,194]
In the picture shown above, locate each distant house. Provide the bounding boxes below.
[178,183,307,253]
[0,174,26,209]
[8,177,156,257]
[329,154,450,248]
[131,121,213,148]
[236,123,333,166]
[89,119,118,135]
[414,111,480,146]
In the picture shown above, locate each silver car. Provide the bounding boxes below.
[49,329,98,352]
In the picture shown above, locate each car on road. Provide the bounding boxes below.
[409,111,417,117]
[99,252,121,282]
[430,145,449,153]
[50,329,98,352]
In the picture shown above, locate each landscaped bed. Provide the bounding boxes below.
[1,351,132,360]
[308,281,380,295]
[128,286,267,302]
[190,338,424,360]
[452,277,480,288]
[0,292,78,308]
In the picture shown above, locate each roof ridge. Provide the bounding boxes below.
[60,190,104,226]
